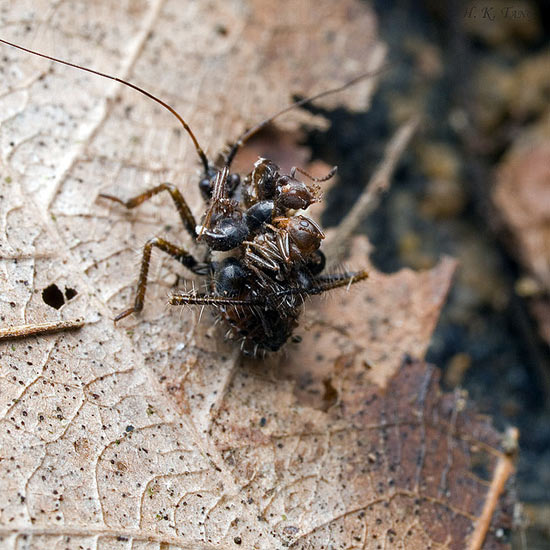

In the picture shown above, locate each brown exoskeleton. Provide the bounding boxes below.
[0,38,378,355]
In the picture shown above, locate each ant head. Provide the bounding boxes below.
[275,174,320,211]
[275,215,325,258]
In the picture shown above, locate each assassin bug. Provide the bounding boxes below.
[0,37,381,355]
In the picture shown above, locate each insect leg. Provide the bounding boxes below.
[243,249,280,271]
[309,269,369,294]
[100,183,197,239]
[261,269,369,301]
[115,238,206,322]
[290,165,337,182]
[170,293,262,307]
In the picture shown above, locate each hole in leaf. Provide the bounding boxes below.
[42,284,65,309]
[321,377,338,412]
[65,287,77,300]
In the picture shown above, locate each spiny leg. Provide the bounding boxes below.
[170,292,262,307]
[116,238,206,322]
[99,183,197,239]
[263,269,369,301]
[171,270,370,307]
[311,269,369,293]
[187,270,369,307]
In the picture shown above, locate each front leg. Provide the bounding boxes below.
[115,238,207,322]
[99,183,197,239]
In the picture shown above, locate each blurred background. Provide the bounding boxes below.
[301,1,550,547]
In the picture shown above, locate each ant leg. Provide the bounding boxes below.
[115,237,206,322]
[99,183,197,239]
[170,293,261,307]
[290,165,337,182]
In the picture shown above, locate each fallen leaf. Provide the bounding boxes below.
[213,358,517,550]
[278,237,458,405]
[494,133,550,291]
[0,1,514,548]
[493,125,550,346]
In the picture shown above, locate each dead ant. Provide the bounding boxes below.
[0,38,381,355]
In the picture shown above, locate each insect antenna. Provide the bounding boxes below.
[0,37,210,174]
[223,64,391,168]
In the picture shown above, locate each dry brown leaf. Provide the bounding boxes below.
[277,237,459,404]
[494,135,550,291]
[214,358,517,550]
[493,127,550,345]
[0,1,514,548]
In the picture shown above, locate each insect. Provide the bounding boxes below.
[1,38,379,355]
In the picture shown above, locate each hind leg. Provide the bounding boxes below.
[310,269,369,293]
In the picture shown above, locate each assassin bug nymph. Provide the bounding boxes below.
[1,38,380,355]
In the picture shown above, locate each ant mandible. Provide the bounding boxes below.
[0,38,381,356]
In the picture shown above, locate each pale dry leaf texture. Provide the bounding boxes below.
[0,1,513,549]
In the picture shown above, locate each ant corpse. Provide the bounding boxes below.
[1,38,379,356]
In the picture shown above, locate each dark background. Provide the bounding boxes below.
[302,1,550,547]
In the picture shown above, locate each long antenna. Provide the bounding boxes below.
[0,37,210,174]
[224,64,391,168]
